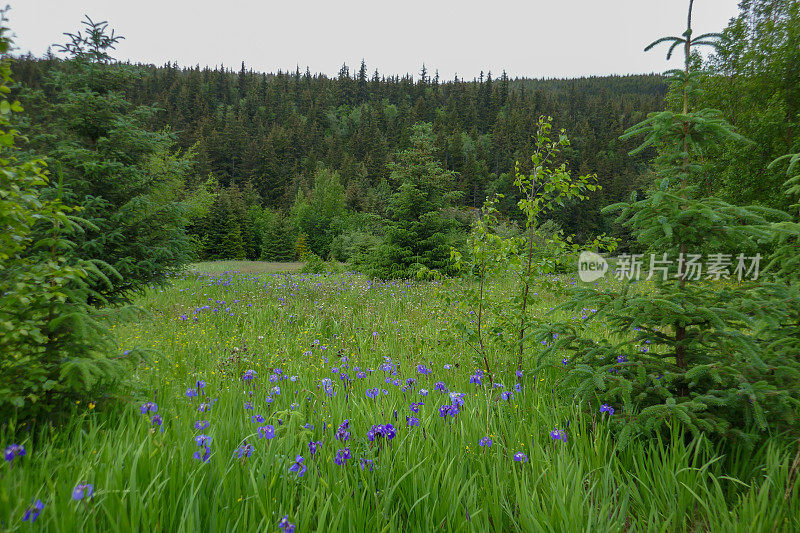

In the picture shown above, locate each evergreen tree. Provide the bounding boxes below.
[21,17,201,303]
[541,0,800,446]
[0,17,126,421]
[260,216,296,261]
[370,123,462,278]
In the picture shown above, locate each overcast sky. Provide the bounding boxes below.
[6,0,741,80]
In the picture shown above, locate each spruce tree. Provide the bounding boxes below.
[541,0,800,446]
[370,123,462,279]
[0,17,125,421]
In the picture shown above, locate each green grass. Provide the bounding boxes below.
[1,263,798,531]
[188,261,303,274]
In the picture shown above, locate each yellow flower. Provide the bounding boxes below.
[88,402,96,410]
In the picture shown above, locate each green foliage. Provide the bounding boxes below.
[542,0,800,447]
[368,123,463,279]
[260,216,296,262]
[290,166,346,258]
[0,18,124,422]
[20,17,201,303]
[700,0,800,209]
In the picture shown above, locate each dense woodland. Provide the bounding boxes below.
[12,54,668,263]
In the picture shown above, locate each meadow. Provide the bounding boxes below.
[2,263,798,532]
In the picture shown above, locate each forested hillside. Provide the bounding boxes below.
[13,56,665,256]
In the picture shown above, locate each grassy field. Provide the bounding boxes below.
[2,262,798,531]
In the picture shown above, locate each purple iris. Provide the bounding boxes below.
[4,443,26,467]
[258,425,275,439]
[235,442,254,458]
[416,364,431,375]
[151,414,163,427]
[439,404,457,418]
[252,414,265,423]
[23,500,44,522]
[278,515,296,533]
[335,420,351,442]
[242,369,257,382]
[469,374,482,385]
[288,455,306,477]
[500,391,513,401]
[406,416,420,427]
[140,402,158,414]
[334,447,351,466]
[309,440,321,456]
[244,401,253,410]
[365,388,379,399]
[72,483,94,501]
[194,420,209,430]
[195,434,211,447]
[360,457,374,471]
[410,402,424,413]
[600,404,615,416]
[434,381,448,393]
[186,388,198,398]
[194,445,211,462]
[479,437,492,447]
[550,428,567,442]
[513,452,528,463]
[367,424,396,441]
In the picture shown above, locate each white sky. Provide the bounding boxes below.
[6,0,741,79]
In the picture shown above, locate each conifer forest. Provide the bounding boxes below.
[1,0,799,531]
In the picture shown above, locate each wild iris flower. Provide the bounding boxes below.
[194,446,211,462]
[434,381,448,393]
[258,425,275,439]
[289,455,306,477]
[513,452,528,463]
[360,457,374,471]
[410,402,424,413]
[4,443,26,467]
[140,402,158,414]
[600,404,615,416]
[151,415,163,427]
[242,370,257,382]
[235,442,254,458]
[195,420,209,430]
[550,429,568,442]
[479,437,492,447]
[500,391,513,401]
[251,414,265,423]
[367,424,396,441]
[186,388,198,398]
[195,434,211,447]
[335,420,350,442]
[23,499,44,522]
[334,447,351,466]
[406,416,420,427]
[309,440,321,457]
[278,516,296,533]
[449,392,465,407]
[72,484,94,501]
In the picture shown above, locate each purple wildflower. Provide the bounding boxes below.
[72,484,94,501]
[23,500,44,522]
[288,455,306,477]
